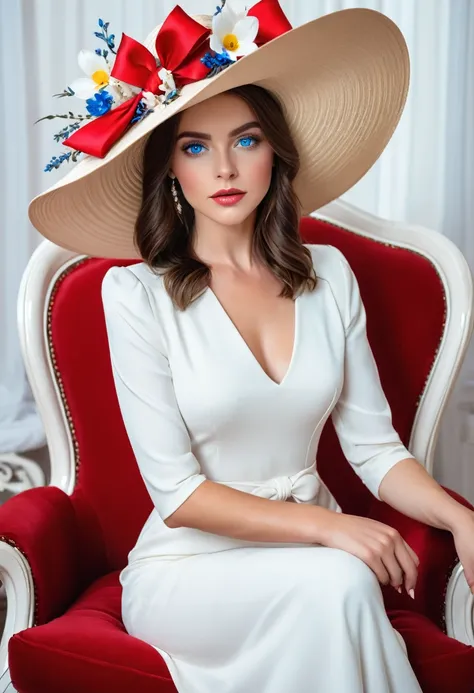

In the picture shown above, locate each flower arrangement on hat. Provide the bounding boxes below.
[38,0,268,172]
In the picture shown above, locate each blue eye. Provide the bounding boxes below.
[238,136,256,148]
[182,134,260,157]
[184,143,206,156]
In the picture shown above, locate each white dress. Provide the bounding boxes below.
[101,243,423,693]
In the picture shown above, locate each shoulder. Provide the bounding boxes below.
[303,242,350,274]
[303,243,359,331]
[101,261,166,315]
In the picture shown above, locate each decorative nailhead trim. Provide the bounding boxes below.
[46,257,91,483]
[0,256,91,627]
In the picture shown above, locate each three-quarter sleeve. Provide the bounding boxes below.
[329,248,415,499]
[101,265,207,521]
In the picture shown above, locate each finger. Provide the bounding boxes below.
[379,549,404,590]
[394,540,418,596]
[365,553,391,586]
[403,540,420,567]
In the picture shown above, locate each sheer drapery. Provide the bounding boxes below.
[1,0,473,495]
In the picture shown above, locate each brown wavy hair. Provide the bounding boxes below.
[135,84,317,311]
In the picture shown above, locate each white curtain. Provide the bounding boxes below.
[1,0,473,494]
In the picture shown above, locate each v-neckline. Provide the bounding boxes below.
[205,286,301,388]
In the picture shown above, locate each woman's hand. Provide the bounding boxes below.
[449,508,474,594]
[320,513,419,597]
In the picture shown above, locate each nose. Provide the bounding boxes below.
[213,147,238,181]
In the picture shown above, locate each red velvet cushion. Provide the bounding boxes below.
[9,572,175,693]
[47,217,446,571]
[9,571,474,693]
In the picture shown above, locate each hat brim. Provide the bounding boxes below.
[28,8,409,259]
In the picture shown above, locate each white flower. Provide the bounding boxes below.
[210,0,259,62]
[109,76,141,103]
[68,49,142,108]
[158,67,176,97]
[142,91,165,109]
[69,50,117,100]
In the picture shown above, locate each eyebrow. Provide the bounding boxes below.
[176,121,262,141]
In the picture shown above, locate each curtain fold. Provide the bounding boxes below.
[1,0,473,495]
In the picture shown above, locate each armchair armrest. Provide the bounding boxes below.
[367,487,473,630]
[0,486,104,626]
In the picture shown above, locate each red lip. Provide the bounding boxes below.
[211,188,245,198]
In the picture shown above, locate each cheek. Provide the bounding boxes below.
[172,161,206,205]
[246,150,274,189]
[251,160,273,187]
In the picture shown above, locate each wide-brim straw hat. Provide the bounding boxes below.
[28,3,410,259]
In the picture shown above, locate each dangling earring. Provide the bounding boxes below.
[170,174,183,219]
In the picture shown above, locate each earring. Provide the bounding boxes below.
[170,175,183,219]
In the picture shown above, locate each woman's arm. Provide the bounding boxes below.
[378,456,469,531]
[164,478,332,542]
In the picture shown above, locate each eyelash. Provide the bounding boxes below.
[181,134,262,157]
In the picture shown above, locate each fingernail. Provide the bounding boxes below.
[409,588,415,600]
[396,586,402,594]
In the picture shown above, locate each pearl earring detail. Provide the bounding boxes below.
[170,175,183,219]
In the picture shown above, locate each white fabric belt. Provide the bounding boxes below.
[219,462,322,503]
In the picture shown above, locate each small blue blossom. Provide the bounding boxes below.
[43,152,72,172]
[201,49,233,70]
[53,121,81,142]
[85,90,114,116]
[94,18,116,54]
[163,88,179,104]
[130,99,153,125]
[94,48,109,60]
[214,5,223,15]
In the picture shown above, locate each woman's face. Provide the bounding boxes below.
[169,92,275,226]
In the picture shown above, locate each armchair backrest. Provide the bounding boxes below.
[19,200,473,572]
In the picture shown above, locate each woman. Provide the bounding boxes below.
[29,2,474,691]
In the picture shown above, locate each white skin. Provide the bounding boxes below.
[169,91,274,274]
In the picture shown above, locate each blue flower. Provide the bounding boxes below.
[43,152,72,172]
[85,90,114,116]
[53,121,81,143]
[94,19,116,54]
[214,5,223,15]
[201,49,233,72]
[130,99,152,125]
[163,88,179,104]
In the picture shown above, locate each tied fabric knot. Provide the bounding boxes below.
[270,475,293,502]
[252,465,321,503]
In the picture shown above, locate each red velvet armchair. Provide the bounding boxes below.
[1,199,474,693]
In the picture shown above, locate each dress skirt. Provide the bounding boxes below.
[121,544,423,693]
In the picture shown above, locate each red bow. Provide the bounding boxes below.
[64,0,292,159]
[250,0,292,45]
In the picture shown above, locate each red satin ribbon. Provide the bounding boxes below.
[64,0,292,159]
[249,0,293,46]
[64,6,210,158]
